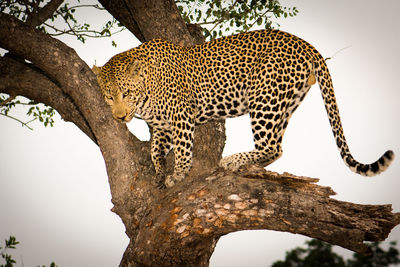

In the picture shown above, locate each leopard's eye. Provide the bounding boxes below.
[103,95,113,102]
[122,91,129,97]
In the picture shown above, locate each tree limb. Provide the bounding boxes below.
[98,0,146,42]
[99,0,194,46]
[0,12,120,147]
[0,56,97,142]
[122,165,400,265]
[0,12,150,225]
[26,0,64,27]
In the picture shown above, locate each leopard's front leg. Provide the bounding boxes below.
[151,128,172,187]
[164,110,195,188]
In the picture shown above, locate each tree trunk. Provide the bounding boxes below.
[0,1,399,266]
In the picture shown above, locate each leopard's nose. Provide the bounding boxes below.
[114,113,128,121]
[116,114,127,121]
[113,109,128,121]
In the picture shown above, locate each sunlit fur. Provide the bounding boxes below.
[93,29,394,187]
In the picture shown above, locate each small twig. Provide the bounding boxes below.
[15,101,37,106]
[67,4,105,10]
[185,1,195,18]
[208,0,238,34]
[325,45,352,61]
[16,0,33,8]
[0,95,16,107]
[0,113,35,130]
[246,9,273,31]
[43,22,125,38]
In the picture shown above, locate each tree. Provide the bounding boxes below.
[0,236,19,267]
[272,239,400,267]
[0,1,399,266]
[0,236,57,267]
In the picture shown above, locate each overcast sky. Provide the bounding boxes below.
[1,0,399,266]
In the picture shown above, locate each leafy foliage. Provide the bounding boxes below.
[0,236,58,267]
[176,0,298,40]
[272,239,400,267]
[0,0,125,46]
[0,0,297,129]
[41,1,124,46]
[347,241,400,267]
[0,94,55,130]
[1,0,122,129]
[0,236,18,267]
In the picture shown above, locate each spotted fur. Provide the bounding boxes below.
[92,29,394,187]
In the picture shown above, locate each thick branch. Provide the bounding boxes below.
[0,12,98,114]
[0,12,125,147]
[0,56,96,143]
[99,0,225,177]
[125,165,400,265]
[99,0,194,46]
[0,12,152,227]
[26,0,64,27]
[98,0,146,43]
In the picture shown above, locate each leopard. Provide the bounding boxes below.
[92,29,394,188]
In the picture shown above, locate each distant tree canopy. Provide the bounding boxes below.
[272,239,400,267]
[0,236,57,267]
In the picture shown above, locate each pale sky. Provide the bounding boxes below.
[1,0,399,266]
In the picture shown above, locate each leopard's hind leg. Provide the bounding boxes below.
[219,91,285,171]
[220,51,314,171]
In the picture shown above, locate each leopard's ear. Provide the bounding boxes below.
[92,65,102,76]
[126,60,141,78]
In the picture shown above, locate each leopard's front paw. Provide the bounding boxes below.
[156,179,167,189]
[219,155,241,171]
[164,173,185,188]
[152,173,166,189]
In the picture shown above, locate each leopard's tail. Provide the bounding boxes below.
[312,54,394,176]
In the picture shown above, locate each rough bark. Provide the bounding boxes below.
[25,0,64,27]
[120,165,400,265]
[0,11,146,232]
[99,0,194,46]
[1,2,399,267]
[0,55,97,143]
[99,0,226,179]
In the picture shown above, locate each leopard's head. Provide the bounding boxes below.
[92,52,147,122]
